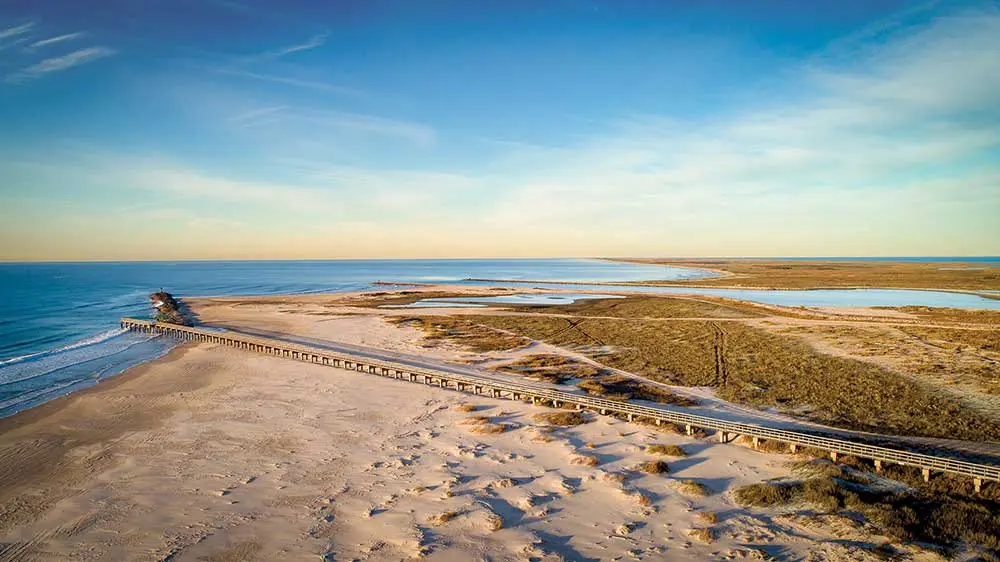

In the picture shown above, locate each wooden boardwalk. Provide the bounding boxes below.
[122,318,1000,491]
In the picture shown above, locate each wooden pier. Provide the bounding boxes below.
[122,317,1000,491]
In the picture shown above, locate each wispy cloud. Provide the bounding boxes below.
[228,105,287,123]
[0,22,34,41]
[235,33,328,65]
[265,33,327,59]
[28,32,84,49]
[6,46,116,83]
[466,9,1000,255]
[288,110,437,146]
[209,67,365,97]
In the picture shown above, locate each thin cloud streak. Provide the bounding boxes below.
[239,33,328,64]
[6,46,116,83]
[288,109,437,146]
[228,105,287,122]
[28,32,84,49]
[209,67,366,97]
[267,33,327,59]
[0,22,34,41]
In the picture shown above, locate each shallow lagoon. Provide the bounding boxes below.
[456,281,1000,310]
[385,293,624,308]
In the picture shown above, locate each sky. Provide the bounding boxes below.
[0,0,997,261]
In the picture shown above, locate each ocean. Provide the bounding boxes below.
[1,258,997,418]
[0,259,693,416]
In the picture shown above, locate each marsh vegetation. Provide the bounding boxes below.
[619,258,1000,291]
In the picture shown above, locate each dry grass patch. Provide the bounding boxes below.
[577,375,698,406]
[467,314,1000,441]
[512,295,761,319]
[387,316,529,352]
[733,475,1000,552]
[469,422,512,435]
[454,403,480,413]
[646,444,687,457]
[687,528,714,543]
[493,354,607,384]
[696,511,719,525]
[601,471,628,484]
[876,306,1000,325]
[532,411,589,426]
[636,460,669,475]
[570,454,600,467]
[487,512,503,531]
[633,491,654,507]
[781,323,1000,396]
[428,511,459,526]
[676,480,710,497]
[461,415,513,434]
[489,478,515,489]
[733,481,798,507]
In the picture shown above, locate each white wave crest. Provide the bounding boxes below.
[0,328,128,367]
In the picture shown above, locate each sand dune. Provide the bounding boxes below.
[0,299,951,561]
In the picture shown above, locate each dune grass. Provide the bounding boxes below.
[469,422,511,434]
[687,528,714,543]
[780,323,1000,396]
[576,374,697,406]
[459,314,1000,441]
[460,414,512,434]
[733,475,1000,552]
[875,306,1000,325]
[533,411,589,426]
[636,460,669,475]
[646,444,687,457]
[570,454,600,467]
[493,353,606,383]
[511,295,761,319]
[428,511,459,526]
[696,511,719,524]
[677,480,710,497]
[388,316,529,352]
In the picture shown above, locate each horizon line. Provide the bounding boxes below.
[1,255,998,265]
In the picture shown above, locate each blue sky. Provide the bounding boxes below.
[0,0,997,260]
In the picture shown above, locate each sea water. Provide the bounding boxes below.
[0,259,694,416]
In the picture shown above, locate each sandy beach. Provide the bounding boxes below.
[0,291,961,561]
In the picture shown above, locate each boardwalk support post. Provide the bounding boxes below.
[789,443,798,453]
[922,468,931,482]
[874,460,883,472]
[974,478,983,493]
[685,424,693,436]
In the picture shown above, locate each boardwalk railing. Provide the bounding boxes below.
[122,318,999,490]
